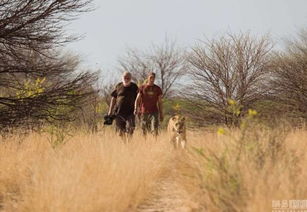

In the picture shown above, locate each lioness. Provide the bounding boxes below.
[167,115,187,149]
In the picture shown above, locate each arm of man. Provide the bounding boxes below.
[157,95,163,121]
[108,97,116,115]
[134,93,141,115]
[108,83,119,115]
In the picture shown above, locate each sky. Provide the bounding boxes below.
[66,0,307,78]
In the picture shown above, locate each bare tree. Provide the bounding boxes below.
[0,0,97,130]
[270,30,307,119]
[0,52,97,129]
[118,49,151,86]
[0,0,92,50]
[150,40,188,97]
[118,40,187,97]
[186,33,272,125]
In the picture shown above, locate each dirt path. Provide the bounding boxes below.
[136,160,201,212]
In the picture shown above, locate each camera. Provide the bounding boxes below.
[103,114,116,125]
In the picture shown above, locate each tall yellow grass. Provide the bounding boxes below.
[0,129,172,211]
[185,126,307,212]
[0,125,307,211]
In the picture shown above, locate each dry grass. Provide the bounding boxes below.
[186,126,307,212]
[0,124,307,212]
[0,129,172,211]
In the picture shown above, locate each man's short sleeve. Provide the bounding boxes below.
[111,85,118,98]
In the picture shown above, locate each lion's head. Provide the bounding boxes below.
[170,115,186,134]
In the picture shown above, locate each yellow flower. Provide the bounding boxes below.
[217,127,225,135]
[228,99,236,105]
[248,109,257,116]
[173,103,181,111]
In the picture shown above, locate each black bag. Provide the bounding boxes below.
[103,114,116,125]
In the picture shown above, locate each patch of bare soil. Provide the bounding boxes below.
[136,154,203,212]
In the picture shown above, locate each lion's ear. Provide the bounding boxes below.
[171,116,177,120]
[181,117,185,121]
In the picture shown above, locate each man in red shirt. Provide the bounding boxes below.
[134,72,164,136]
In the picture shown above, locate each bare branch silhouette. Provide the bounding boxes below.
[186,33,272,125]
[118,40,187,97]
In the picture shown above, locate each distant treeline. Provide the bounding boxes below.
[103,31,307,128]
[1,0,306,132]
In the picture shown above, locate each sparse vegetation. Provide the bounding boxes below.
[0,129,172,211]
[0,1,306,211]
[0,124,306,211]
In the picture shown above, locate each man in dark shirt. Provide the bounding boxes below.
[134,72,163,136]
[108,72,138,138]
